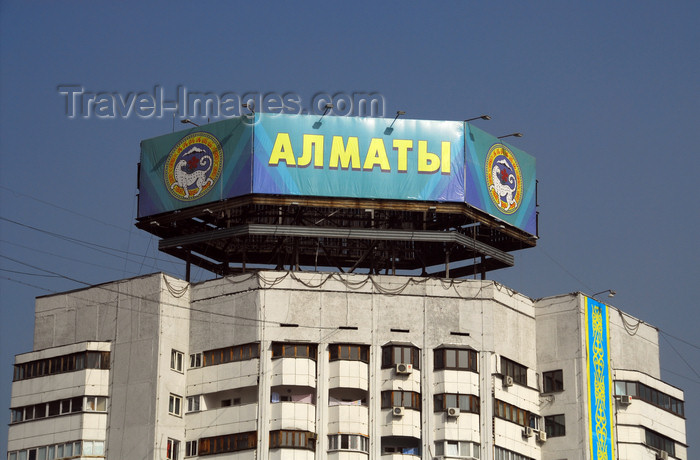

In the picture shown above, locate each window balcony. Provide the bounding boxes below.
[187,358,259,395]
[185,403,258,440]
[270,357,317,387]
[328,360,369,390]
[269,401,316,432]
[328,404,370,435]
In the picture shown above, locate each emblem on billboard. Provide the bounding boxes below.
[165,132,223,201]
[485,144,523,214]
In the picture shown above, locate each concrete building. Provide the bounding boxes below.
[7,271,686,460]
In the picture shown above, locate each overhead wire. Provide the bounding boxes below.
[0,216,181,273]
[0,185,147,237]
[660,333,700,380]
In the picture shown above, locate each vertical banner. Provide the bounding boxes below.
[585,297,616,460]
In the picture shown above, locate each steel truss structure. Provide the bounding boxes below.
[136,195,537,280]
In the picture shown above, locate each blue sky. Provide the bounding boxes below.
[1,1,698,455]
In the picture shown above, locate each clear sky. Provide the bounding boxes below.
[1,1,698,455]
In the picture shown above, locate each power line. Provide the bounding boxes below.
[0,185,147,237]
[0,268,61,278]
[661,333,700,380]
[0,216,180,269]
[659,329,700,351]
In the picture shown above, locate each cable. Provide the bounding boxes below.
[539,245,595,293]
[660,333,700,380]
[0,185,147,237]
[660,367,700,386]
[0,268,61,278]
[0,216,166,263]
[1,239,145,276]
[659,330,700,351]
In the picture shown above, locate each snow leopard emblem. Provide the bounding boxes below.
[485,143,523,214]
[165,132,223,201]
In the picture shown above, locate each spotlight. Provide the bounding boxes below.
[497,132,523,139]
[465,115,491,122]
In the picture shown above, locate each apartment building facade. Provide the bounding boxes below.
[7,271,686,460]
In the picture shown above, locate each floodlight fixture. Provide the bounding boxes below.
[180,119,200,127]
[497,132,523,139]
[320,103,333,120]
[386,110,406,131]
[242,102,255,115]
[591,289,616,299]
[465,115,491,122]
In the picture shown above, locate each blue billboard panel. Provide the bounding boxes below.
[465,124,537,235]
[252,113,465,202]
[137,114,537,235]
[138,118,253,217]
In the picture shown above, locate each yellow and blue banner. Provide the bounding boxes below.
[585,296,616,460]
[137,114,536,235]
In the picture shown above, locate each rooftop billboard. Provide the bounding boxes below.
[138,113,536,235]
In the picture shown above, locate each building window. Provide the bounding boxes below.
[501,357,527,386]
[328,434,369,453]
[10,396,107,424]
[494,399,529,426]
[9,441,96,460]
[189,353,202,368]
[185,441,198,457]
[381,436,421,456]
[543,370,563,393]
[495,446,534,460]
[645,429,676,456]
[83,440,105,456]
[13,351,110,382]
[434,348,477,372]
[166,439,180,460]
[186,396,200,413]
[615,380,684,417]
[269,430,316,450]
[271,342,317,360]
[198,432,257,455]
[433,393,479,414]
[169,394,182,417]
[328,344,369,363]
[381,344,420,370]
[85,396,107,412]
[380,390,421,410]
[171,350,184,372]
[435,440,480,458]
[544,414,566,437]
[204,342,261,366]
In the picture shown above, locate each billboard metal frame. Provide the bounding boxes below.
[136,115,538,280]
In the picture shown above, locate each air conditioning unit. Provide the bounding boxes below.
[537,430,547,442]
[392,406,405,416]
[396,363,413,374]
[522,426,534,438]
[656,450,668,460]
[447,406,460,417]
[619,394,632,405]
[503,375,514,387]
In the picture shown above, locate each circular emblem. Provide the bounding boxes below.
[485,143,523,214]
[165,132,223,201]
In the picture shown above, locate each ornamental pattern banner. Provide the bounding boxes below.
[585,297,616,460]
